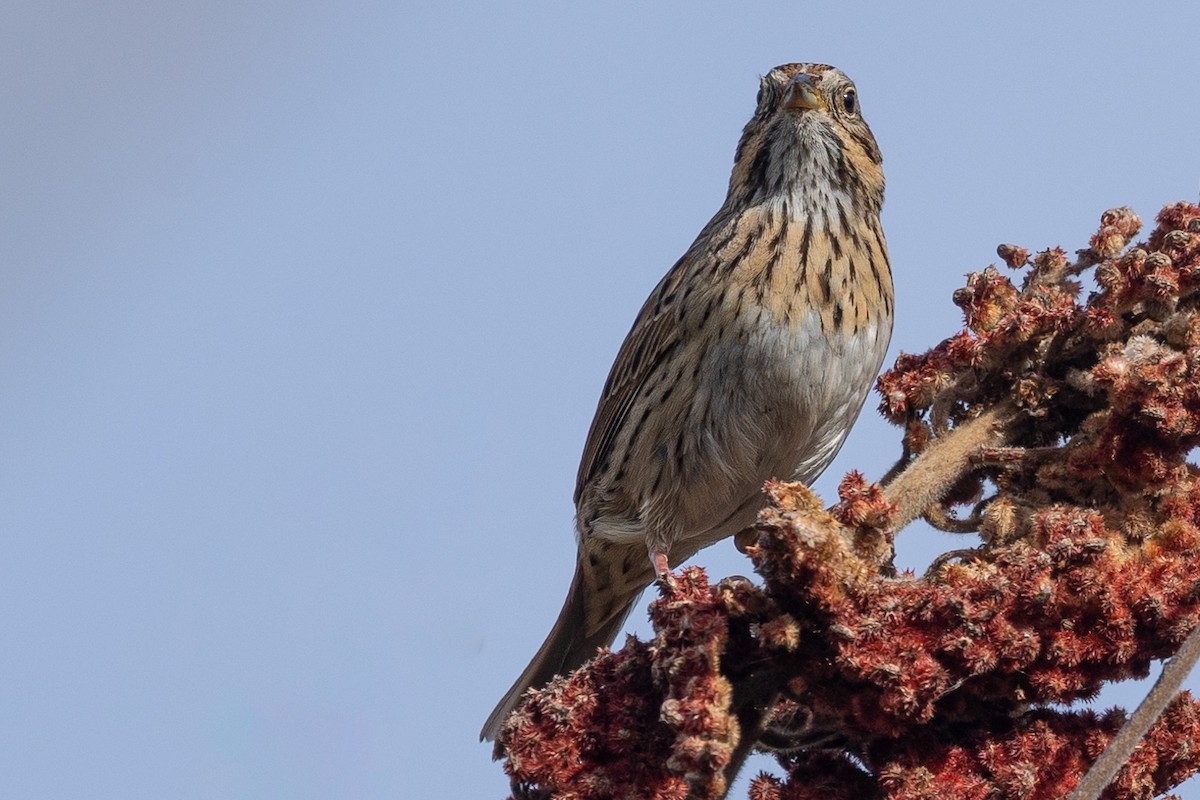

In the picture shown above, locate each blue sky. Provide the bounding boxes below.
[3,2,1199,798]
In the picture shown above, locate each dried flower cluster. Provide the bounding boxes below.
[496,203,1200,800]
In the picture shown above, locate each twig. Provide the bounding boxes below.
[882,402,1019,530]
[1067,622,1200,800]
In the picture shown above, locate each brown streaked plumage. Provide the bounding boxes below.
[482,63,893,743]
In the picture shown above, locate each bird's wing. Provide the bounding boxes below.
[573,256,693,504]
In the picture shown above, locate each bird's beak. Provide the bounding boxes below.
[785,75,825,111]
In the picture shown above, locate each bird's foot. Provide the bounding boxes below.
[734,525,759,553]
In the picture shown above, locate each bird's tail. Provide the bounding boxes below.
[480,554,646,743]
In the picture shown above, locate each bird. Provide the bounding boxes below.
[481,63,892,742]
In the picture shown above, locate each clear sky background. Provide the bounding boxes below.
[4,2,1200,798]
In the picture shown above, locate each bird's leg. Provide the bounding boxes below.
[650,546,670,578]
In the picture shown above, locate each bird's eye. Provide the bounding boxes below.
[841,89,857,115]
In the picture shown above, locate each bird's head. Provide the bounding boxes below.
[728,63,884,214]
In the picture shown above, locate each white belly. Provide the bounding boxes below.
[677,308,890,542]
